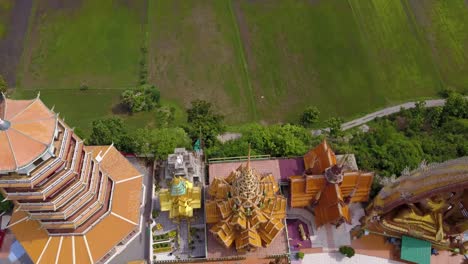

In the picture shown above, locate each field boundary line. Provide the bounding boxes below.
[228,0,258,120]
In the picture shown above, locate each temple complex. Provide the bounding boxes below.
[362,157,468,248]
[289,140,373,227]
[205,155,287,252]
[0,95,144,264]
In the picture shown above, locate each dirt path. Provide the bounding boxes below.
[0,0,33,87]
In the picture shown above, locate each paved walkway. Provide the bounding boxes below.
[340,99,446,131]
[218,98,450,141]
[296,253,405,264]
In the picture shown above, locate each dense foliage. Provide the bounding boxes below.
[186,100,224,148]
[326,117,344,137]
[133,127,191,160]
[88,117,134,152]
[348,94,467,195]
[206,124,322,158]
[121,84,160,113]
[300,106,320,128]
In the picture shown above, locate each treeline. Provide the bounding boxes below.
[87,88,467,187]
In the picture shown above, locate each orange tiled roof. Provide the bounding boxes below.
[9,155,143,263]
[304,139,336,174]
[0,97,56,171]
[290,140,373,227]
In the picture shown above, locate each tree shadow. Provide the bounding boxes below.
[112,102,131,115]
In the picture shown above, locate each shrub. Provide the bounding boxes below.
[300,106,320,128]
[296,252,304,259]
[152,210,160,219]
[121,84,160,113]
[339,246,355,258]
[79,83,89,91]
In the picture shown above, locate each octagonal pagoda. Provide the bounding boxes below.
[0,94,143,264]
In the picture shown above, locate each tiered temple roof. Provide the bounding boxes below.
[289,140,373,227]
[159,176,201,219]
[0,95,143,263]
[206,157,287,252]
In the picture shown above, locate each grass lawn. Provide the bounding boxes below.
[17,0,145,90]
[12,89,186,137]
[237,0,442,122]
[0,0,13,39]
[12,0,159,136]
[147,0,256,123]
[408,0,468,92]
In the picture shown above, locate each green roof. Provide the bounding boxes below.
[400,235,431,264]
[171,180,187,196]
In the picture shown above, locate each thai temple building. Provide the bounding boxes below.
[205,154,287,252]
[159,177,201,219]
[159,148,202,220]
[289,140,373,227]
[363,157,468,248]
[0,95,144,264]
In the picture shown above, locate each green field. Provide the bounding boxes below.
[8,0,468,135]
[147,0,256,123]
[409,0,468,91]
[0,0,13,39]
[238,0,442,122]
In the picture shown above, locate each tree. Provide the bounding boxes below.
[121,84,160,113]
[186,100,224,147]
[0,75,7,94]
[0,194,13,213]
[133,128,191,160]
[88,117,134,152]
[300,106,320,128]
[326,117,344,137]
[443,92,467,119]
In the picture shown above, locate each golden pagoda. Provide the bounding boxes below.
[362,157,468,247]
[159,176,201,219]
[289,140,373,227]
[205,152,287,252]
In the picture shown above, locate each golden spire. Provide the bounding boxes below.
[247,143,251,169]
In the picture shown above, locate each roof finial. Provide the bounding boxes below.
[36,91,41,99]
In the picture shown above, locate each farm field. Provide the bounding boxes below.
[408,0,468,91]
[7,0,468,136]
[237,0,442,122]
[147,0,256,123]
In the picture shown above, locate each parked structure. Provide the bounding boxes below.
[0,95,144,264]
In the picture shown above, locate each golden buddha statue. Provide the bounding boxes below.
[362,157,468,247]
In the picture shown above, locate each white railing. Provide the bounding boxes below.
[50,177,115,236]
[30,162,98,217]
[53,153,91,206]
[0,128,70,184]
